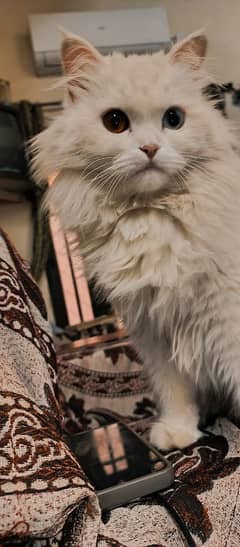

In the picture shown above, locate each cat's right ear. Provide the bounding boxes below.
[168,31,207,71]
[60,29,102,102]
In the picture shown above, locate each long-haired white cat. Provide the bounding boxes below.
[32,31,240,449]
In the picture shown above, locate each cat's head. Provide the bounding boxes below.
[33,31,229,213]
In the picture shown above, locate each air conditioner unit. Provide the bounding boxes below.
[28,8,170,76]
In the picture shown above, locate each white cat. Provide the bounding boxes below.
[32,31,240,450]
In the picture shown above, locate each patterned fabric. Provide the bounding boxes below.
[0,228,239,546]
[0,230,101,543]
[57,341,240,546]
[57,344,152,434]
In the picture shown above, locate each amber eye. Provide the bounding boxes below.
[102,109,130,133]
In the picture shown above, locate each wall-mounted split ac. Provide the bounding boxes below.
[28,8,170,77]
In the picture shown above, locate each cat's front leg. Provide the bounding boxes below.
[147,339,201,450]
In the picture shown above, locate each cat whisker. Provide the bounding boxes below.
[174,173,189,194]
[81,158,114,178]
[101,173,125,205]
[87,166,115,186]
[93,164,129,190]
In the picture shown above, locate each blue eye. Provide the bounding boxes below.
[162,107,185,130]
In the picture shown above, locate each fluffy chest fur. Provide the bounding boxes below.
[81,193,240,383]
[84,195,215,303]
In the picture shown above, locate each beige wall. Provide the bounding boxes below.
[0,0,240,314]
[1,0,240,105]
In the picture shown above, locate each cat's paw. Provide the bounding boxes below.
[150,420,202,450]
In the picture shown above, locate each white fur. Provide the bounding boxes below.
[32,35,240,449]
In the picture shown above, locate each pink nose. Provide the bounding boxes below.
[139,144,159,159]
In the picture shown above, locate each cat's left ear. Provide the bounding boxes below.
[60,29,102,101]
[169,31,207,70]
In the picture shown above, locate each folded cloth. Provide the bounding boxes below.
[0,229,101,545]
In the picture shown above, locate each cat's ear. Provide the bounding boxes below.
[60,29,102,101]
[169,31,207,70]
